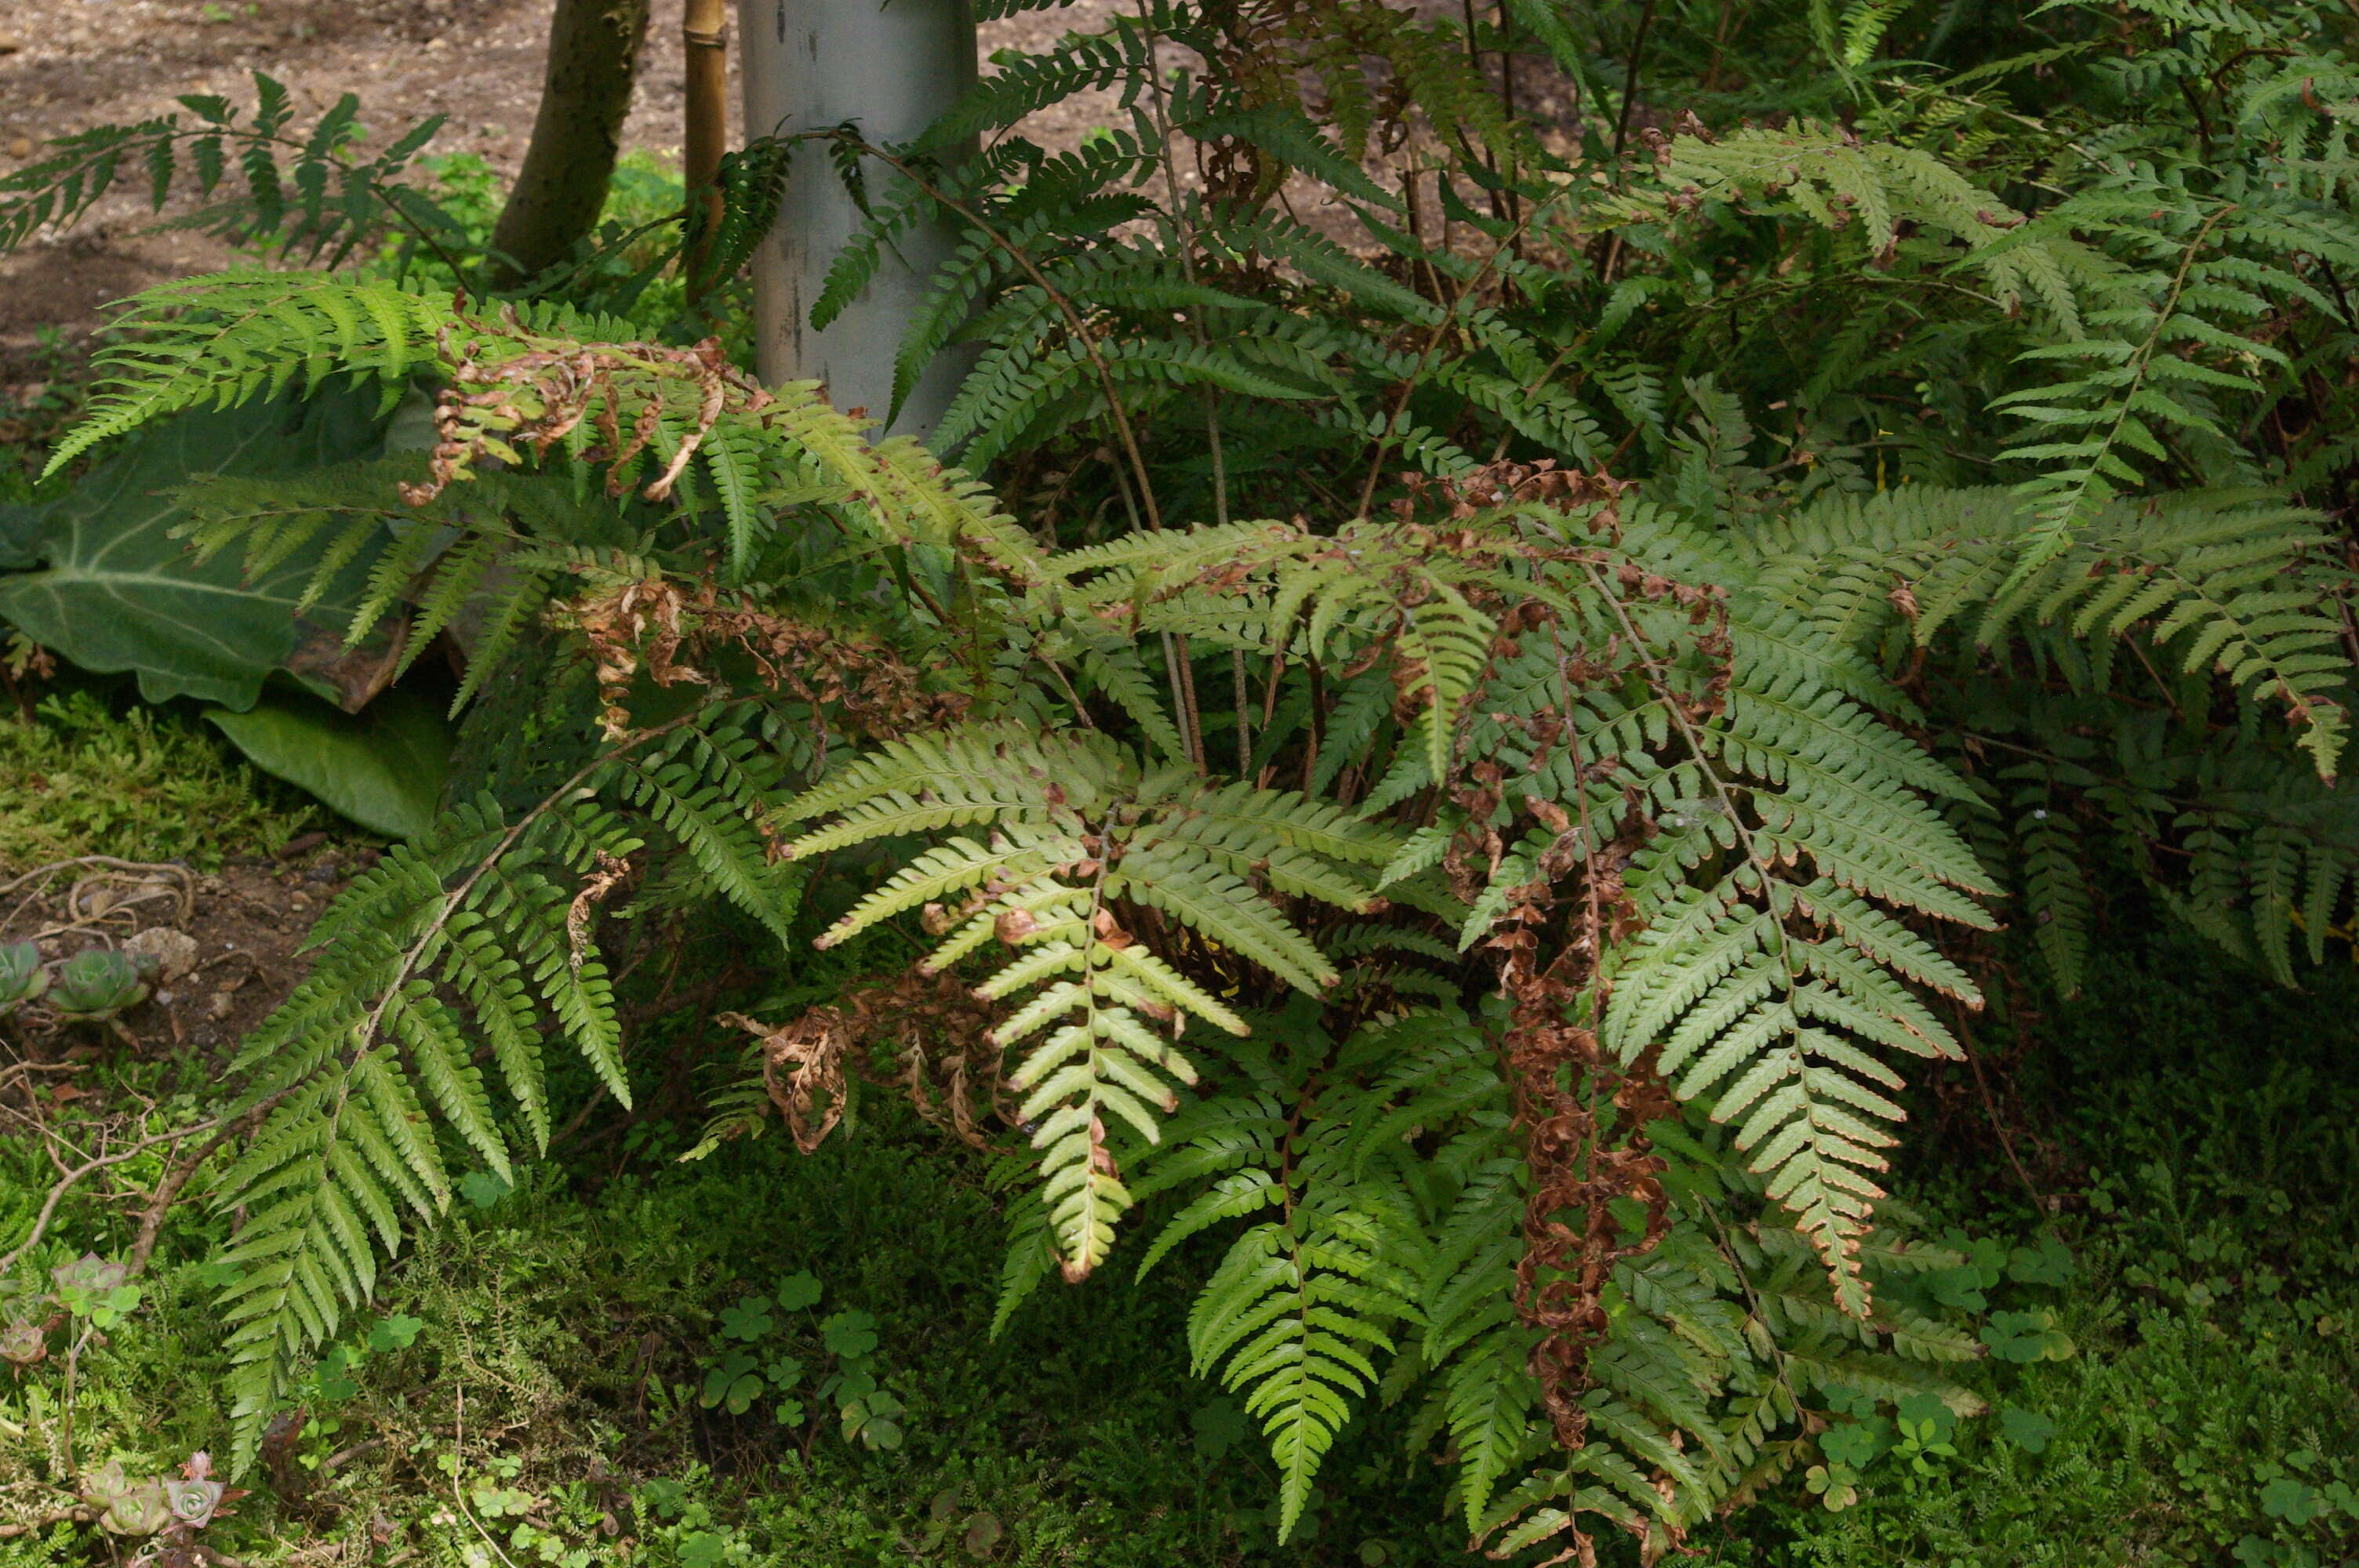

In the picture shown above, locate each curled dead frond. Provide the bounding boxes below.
[398,325,767,508]
[722,973,1006,1154]
[557,575,968,742]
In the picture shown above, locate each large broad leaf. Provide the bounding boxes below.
[0,388,388,709]
[205,686,453,838]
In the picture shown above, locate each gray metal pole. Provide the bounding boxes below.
[736,0,977,442]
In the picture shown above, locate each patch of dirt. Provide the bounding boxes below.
[0,0,729,359]
[0,842,369,1068]
[0,0,1131,366]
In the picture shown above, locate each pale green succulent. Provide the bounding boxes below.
[81,1462,172,1537]
[0,1319,45,1368]
[49,949,147,1021]
[0,941,45,1018]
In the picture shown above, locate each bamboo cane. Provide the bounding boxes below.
[682,0,729,298]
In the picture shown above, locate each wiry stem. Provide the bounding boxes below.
[1140,14,1233,529]
[0,1112,234,1279]
[826,132,1165,528]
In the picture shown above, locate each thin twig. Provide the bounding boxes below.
[1254,649,1288,789]
[0,857,191,902]
[1140,16,1232,529]
[0,1110,234,1279]
[1175,633,1205,772]
[0,1061,82,1097]
[61,1319,96,1475]
[451,1385,528,1568]
[547,1086,610,1150]
[0,1508,95,1539]
[0,857,193,934]
[1949,1000,2048,1211]
[1612,0,1660,172]
[1233,647,1252,775]
[127,1114,254,1276]
[1161,630,1193,767]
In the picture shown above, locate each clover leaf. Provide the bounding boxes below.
[719,1294,775,1341]
[823,1309,880,1359]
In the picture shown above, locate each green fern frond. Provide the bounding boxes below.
[1189,1205,1416,1541]
[0,72,446,262]
[204,708,791,1471]
[780,724,1379,1276]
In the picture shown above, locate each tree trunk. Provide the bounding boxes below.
[736,0,976,439]
[489,0,655,288]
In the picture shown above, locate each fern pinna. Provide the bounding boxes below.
[0,71,456,267]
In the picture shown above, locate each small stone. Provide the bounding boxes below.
[125,927,200,983]
[206,990,238,1021]
[6,140,31,161]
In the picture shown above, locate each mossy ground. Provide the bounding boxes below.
[0,686,318,873]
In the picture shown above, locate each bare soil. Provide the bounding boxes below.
[0,0,1125,371]
[0,844,369,1069]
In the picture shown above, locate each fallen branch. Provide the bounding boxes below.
[126,1112,255,1275]
[0,1507,94,1539]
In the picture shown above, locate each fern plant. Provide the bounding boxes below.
[88,265,2006,1545]
[24,0,2359,1562]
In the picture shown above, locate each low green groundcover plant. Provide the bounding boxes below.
[0,688,314,871]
